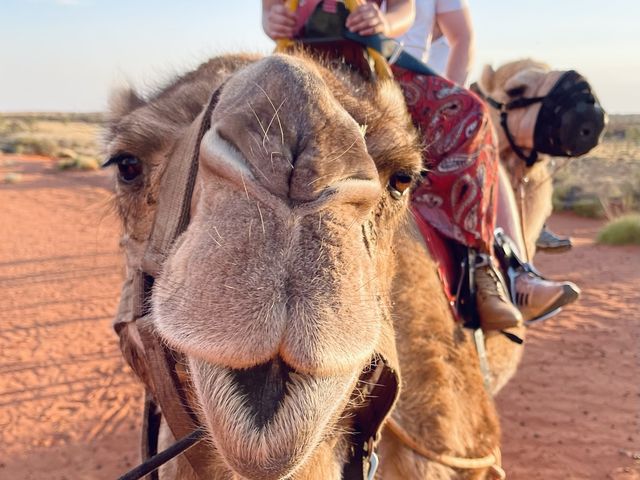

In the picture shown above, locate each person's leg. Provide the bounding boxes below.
[496,144,580,321]
[497,165,572,257]
[392,66,522,331]
[497,164,528,261]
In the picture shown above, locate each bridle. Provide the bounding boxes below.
[472,69,604,169]
[471,82,545,167]
[114,85,224,480]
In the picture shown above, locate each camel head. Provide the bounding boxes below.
[106,53,422,479]
[478,58,606,172]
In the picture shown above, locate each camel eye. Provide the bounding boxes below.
[104,154,143,184]
[506,86,526,97]
[388,172,414,200]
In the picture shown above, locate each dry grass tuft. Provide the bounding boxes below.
[0,112,102,160]
[597,214,640,245]
[3,172,23,184]
[56,155,100,171]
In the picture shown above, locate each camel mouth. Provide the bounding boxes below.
[189,356,358,480]
[228,358,292,429]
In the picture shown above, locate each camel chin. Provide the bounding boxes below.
[189,358,356,480]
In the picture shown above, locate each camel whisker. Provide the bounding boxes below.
[256,203,266,237]
[247,101,269,153]
[253,81,286,147]
[206,230,222,247]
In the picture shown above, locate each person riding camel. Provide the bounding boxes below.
[261,0,580,331]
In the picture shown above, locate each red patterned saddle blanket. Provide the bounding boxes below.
[412,206,461,313]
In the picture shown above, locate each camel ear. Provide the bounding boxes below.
[479,64,495,93]
[109,87,146,119]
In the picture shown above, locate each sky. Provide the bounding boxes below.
[1,0,638,113]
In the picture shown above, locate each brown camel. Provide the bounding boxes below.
[479,59,605,257]
[108,52,518,479]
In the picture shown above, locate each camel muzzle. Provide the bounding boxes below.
[476,69,607,166]
[532,70,607,158]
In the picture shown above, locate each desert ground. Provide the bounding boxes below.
[0,145,639,478]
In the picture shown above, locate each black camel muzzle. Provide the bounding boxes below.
[476,70,607,166]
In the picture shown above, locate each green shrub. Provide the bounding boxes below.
[6,120,31,134]
[625,126,640,143]
[597,214,640,245]
[56,147,78,159]
[552,184,581,211]
[0,142,18,154]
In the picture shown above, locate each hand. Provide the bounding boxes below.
[345,3,390,36]
[263,3,297,40]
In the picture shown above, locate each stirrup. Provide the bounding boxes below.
[526,307,562,324]
[494,228,532,298]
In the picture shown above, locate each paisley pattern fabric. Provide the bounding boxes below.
[392,66,498,251]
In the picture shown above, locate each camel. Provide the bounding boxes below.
[477,59,606,257]
[107,51,521,480]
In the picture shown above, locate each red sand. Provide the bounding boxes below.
[1,155,638,479]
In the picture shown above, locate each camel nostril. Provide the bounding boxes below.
[230,358,292,428]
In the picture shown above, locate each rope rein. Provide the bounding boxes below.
[386,418,507,479]
[117,428,205,480]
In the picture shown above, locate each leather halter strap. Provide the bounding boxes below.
[138,86,224,477]
[471,81,543,167]
[114,85,224,480]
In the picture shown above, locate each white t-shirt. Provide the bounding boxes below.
[397,0,467,64]
[426,35,450,75]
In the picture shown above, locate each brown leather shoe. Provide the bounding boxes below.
[514,271,580,322]
[475,255,523,331]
